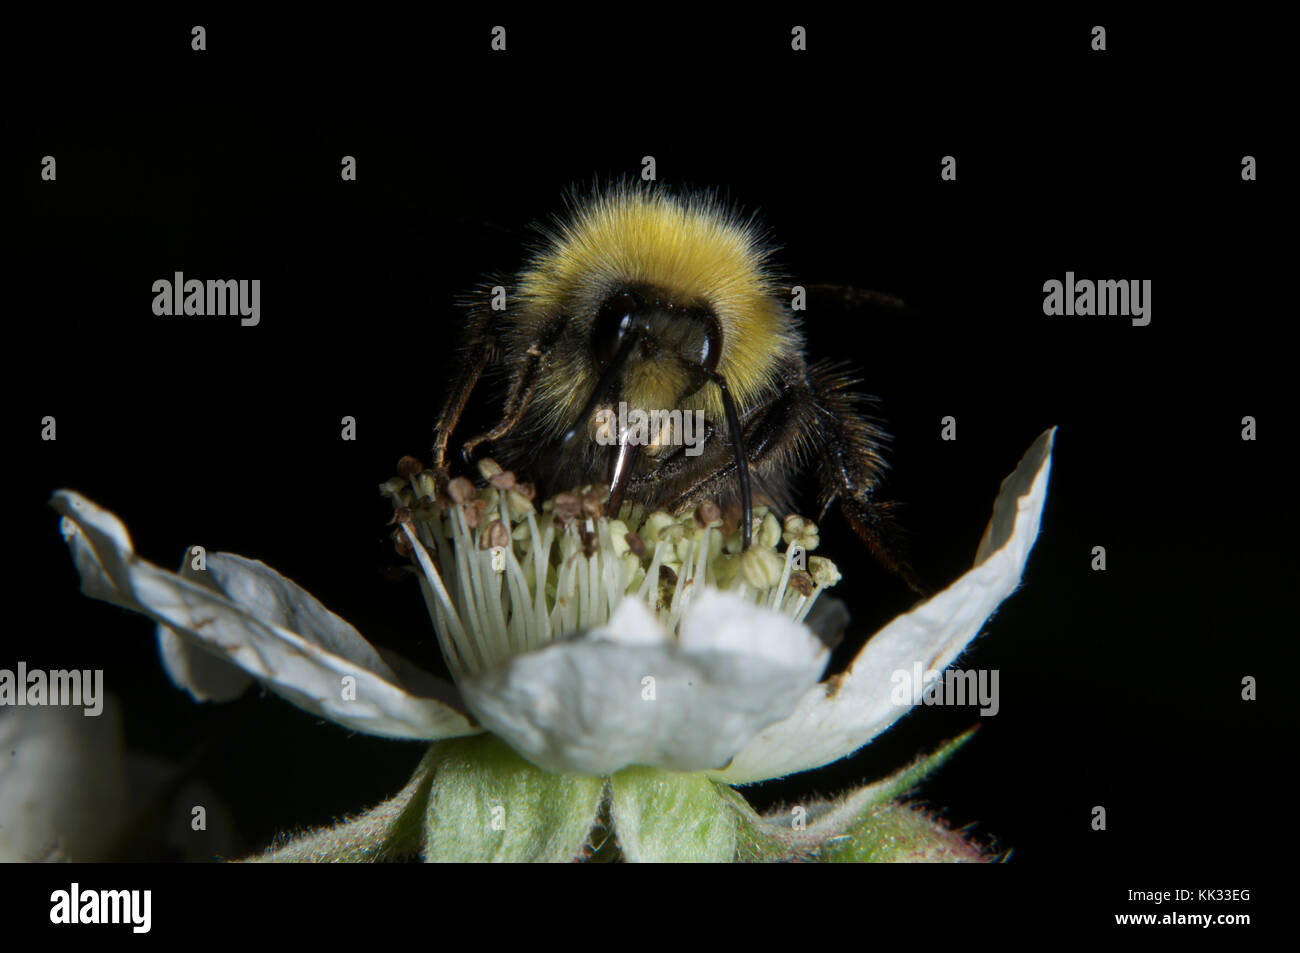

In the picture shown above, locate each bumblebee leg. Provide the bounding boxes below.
[624,357,928,595]
[433,307,504,473]
[459,316,567,463]
[460,377,538,460]
[806,360,931,597]
[629,366,812,515]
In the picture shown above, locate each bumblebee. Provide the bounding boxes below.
[433,183,924,594]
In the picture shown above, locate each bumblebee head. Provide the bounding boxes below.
[586,282,721,436]
[514,183,801,442]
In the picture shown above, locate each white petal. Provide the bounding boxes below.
[679,589,827,666]
[586,594,674,647]
[52,491,481,742]
[157,554,255,701]
[158,625,254,702]
[458,589,829,776]
[156,551,397,703]
[712,428,1055,784]
[0,698,129,861]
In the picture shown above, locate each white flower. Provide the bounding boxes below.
[49,429,1055,861]
[0,699,239,862]
[0,700,128,861]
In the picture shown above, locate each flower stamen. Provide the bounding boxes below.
[380,460,841,679]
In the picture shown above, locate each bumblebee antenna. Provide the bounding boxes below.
[561,331,640,448]
[700,367,753,551]
[563,330,648,518]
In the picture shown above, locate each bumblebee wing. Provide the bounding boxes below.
[779,283,909,316]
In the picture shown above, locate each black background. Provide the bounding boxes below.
[3,7,1288,918]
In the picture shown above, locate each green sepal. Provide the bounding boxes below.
[422,734,605,862]
[608,766,737,862]
[244,745,439,862]
[820,801,988,863]
[723,727,982,862]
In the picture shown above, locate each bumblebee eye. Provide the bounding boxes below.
[699,313,723,373]
[593,291,639,367]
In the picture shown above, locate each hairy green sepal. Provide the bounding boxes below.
[609,766,737,862]
[724,728,985,862]
[423,735,605,862]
